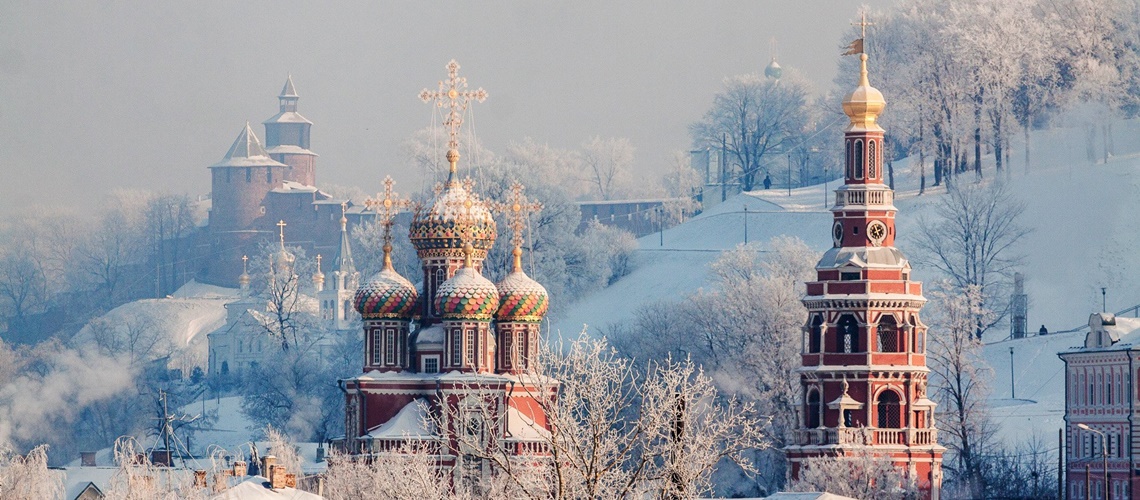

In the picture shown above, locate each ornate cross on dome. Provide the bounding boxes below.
[444,191,487,268]
[339,201,349,229]
[363,176,412,250]
[419,59,487,152]
[853,11,873,40]
[276,220,287,247]
[492,181,543,251]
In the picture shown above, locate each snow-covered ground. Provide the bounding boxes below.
[71,280,238,373]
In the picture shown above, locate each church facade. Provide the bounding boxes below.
[334,61,552,485]
[784,52,944,498]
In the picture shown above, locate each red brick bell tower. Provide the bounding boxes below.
[784,51,944,498]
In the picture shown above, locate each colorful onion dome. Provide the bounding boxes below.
[496,247,548,322]
[354,248,418,320]
[409,150,497,255]
[436,244,500,320]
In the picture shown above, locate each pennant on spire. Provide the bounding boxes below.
[842,38,864,56]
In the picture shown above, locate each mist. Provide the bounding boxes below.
[0,1,893,216]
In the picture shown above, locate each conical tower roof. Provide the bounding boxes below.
[211,123,287,168]
[280,75,299,98]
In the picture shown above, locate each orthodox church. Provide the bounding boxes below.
[334,61,553,483]
[784,50,945,497]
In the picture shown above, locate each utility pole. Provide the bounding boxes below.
[720,134,728,203]
[1009,347,1015,399]
[743,205,749,244]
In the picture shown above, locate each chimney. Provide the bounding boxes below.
[284,472,297,489]
[212,473,228,493]
[261,455,277,479]
[268,464,287,489]
[232,460,247,477]
[80,451,97,467]
[194,470,207,488]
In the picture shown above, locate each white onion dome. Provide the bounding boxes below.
[354,247,418,319]
[495,248,549,322]
[842,54,886,130]
[764,59,782,79]
[436,244,500,320]
[409,150,497,257]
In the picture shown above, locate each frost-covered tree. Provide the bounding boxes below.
[580,136,635,201]
[913,181,1029,338]
[105,437,209,500]
[926,284,996,497]
[690,72,812,191]
[0,445,63,500]
[323,443,453,500]
[789,445,917,500]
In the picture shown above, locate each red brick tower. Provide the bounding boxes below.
[263,76,317,186]
[205,123,288,286]
[784,52,944,498]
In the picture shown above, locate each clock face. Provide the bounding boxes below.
[867,221,887,246]
[832,222,843,247]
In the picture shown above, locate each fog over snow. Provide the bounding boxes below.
[0,0,892,216]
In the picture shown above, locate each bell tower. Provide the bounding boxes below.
[784,42,944,498]
[263,76,317,186]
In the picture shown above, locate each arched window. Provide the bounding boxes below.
[854,140,865,180]
[877,315,902,353]
[838,315,859,353]
[806,389,822,428]
[809,315,823,353]
[876,390,902,428]
[868,140,877,179]
[846,139,853,179]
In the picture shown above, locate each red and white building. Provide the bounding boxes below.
[1059,313,1140,500]
[784,53,944,498]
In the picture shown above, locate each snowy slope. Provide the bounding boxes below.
[71,281,238,373]
[553,117,1140,449]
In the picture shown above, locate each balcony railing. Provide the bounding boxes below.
[836,189,893,207]
[792,427,938,447]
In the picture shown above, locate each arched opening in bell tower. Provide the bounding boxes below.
[877,315,902,353]
[837,314,859,353]
[808,315,823,353]
[806,389,821,428]
[876,390,903,429]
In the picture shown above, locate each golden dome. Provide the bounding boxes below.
[409,150,497,257]
[842,54,886,131]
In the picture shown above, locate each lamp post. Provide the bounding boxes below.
[1077,423,1110,500]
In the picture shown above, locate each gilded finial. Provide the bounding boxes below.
[276,220,287,248]
[339,202,348,230]
[420,59,487,181]
[491,181,543,273]
[363,175,412,253]
[463,242,474,269]
[382,243,394,271]
[840,13,885,132]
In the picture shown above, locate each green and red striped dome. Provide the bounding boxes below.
[435,267,499,321]
[496,270,548,322]
[354,267,418,320]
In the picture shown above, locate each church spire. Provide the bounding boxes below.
[332,202,356,278]
[279,75,299,113]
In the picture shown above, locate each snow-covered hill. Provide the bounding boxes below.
[552,117,1140,449]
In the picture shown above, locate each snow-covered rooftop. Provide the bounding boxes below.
[367,399,435,439]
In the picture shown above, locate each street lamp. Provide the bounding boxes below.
[1077,423,1109,500]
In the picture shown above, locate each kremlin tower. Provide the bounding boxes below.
[337,61,552,480]
[783,51,944,497]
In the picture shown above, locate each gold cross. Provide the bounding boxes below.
[242,255,249,274]
[491,181,543,251]
[363,176,412,248]
[419,59,487,152]
[276,220,287,247]
[339,201,349,229]
[315,254,322,273]
[852,11,873,41]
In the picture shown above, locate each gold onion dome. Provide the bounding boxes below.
[409,150,497,256]
[495,247,548,322]
[842,54,886,131]
[436,244,500,320]
[354,246,418,319]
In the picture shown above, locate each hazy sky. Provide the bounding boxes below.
[0,1,893,216]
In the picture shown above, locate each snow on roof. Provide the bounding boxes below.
[763,493,859,500]
[270,181,319,193]
[265,145,317,156]
[212,124,288,168]
[58,467,116,500]
[211,476,324,499]
[506,405,550,441]
[279,76,299,98]
[1079,313,1140,350]
[815,246,910,270]
[263,111,312,125]
[367,399,436,439]
[415,324,445,345]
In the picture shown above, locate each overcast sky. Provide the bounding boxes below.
[0,1,894,216]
